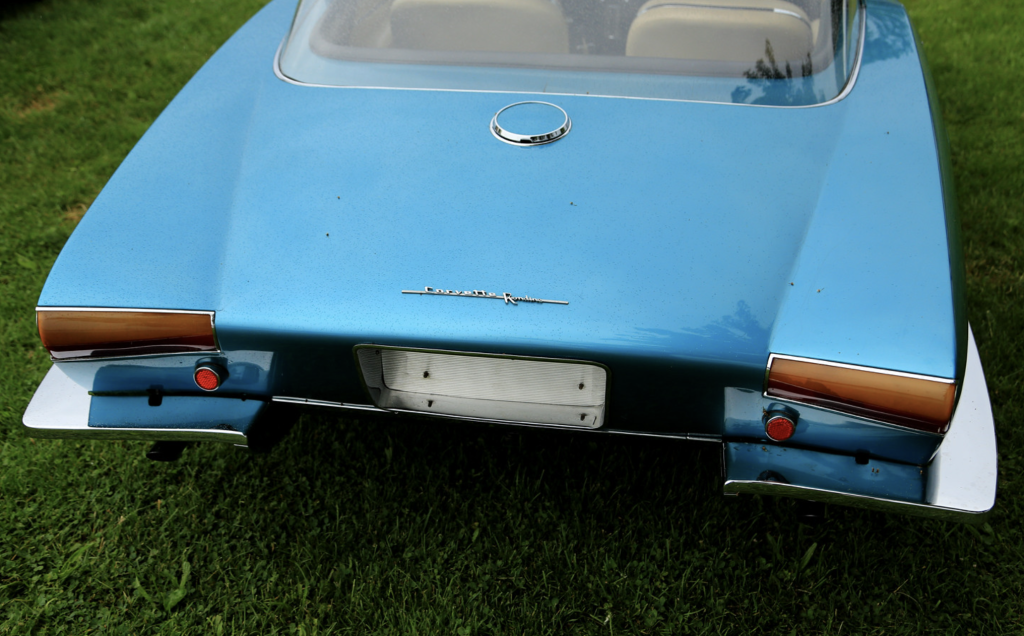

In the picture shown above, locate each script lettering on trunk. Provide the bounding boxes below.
[402,287,568,306]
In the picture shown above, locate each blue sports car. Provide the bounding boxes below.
[23,0,997,522]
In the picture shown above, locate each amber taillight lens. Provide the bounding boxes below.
[37,309,217,360]
[766,356,956,434]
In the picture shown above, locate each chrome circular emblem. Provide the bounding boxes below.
[490,101,571,146]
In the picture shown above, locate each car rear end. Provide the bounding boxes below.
[23,0,996,522]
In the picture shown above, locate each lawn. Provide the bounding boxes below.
[1,0,1022,633]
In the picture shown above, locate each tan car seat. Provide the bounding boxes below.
[389,0,570,54]
[626,0,816,65]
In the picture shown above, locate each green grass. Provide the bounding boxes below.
[1,0,1023,633]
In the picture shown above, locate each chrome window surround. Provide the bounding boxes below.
[36,306,220,362]
[271,0,866,110]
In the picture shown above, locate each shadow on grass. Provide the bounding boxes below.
[0,0,45,22]
[103,409,1001,633]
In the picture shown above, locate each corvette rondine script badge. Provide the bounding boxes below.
[402,287,568,306]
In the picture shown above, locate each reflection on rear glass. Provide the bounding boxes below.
[280,0,862,105]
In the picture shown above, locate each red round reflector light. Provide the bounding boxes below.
[765,415,796,442]
[194,367,221,391]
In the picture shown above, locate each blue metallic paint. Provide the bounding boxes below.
[57,350,275,396]
[913,10,968,386]
[767,0,959,381]
[37,0,961,451]
[724,387,939,465]
[89,395,265,433]
[725,442,925,503]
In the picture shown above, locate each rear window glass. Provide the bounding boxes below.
[278,0,862,105]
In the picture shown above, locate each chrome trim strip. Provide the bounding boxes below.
[274,396,716,441]
[605,429,688,440]
[276,396,717,441]
[22,365,247,446]
[686,432,724,443]
[26,426,248,445]
[388,407,603,431]
[36,306,215,315]
[53,351,220,363]
[608,429,721,442]
[723,480,989,524]
[271,396,388,412]
[270,0,866,110]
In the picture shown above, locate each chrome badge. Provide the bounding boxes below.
[402,287,568,306]
[490,102,571,146]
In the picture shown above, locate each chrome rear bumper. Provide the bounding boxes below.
[22,364,249,446]
[24,330,998,523]
[724,327,998,523]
